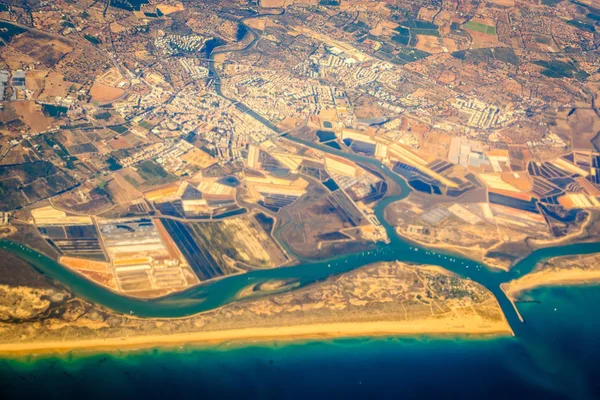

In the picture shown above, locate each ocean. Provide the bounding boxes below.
[1,285,599,400]
[2,127,599,400]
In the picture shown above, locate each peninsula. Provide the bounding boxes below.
[502,252,600,302]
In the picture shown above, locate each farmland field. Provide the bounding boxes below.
[0,161,76,210]
[124,161,177,190]
[463,21,497,35]
[138,161,168,179]
[187,215,288,269]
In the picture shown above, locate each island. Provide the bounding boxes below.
[0,260,511,355]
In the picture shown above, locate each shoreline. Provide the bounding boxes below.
[392,228,510,271]
[0,319,512,358]
[501,268,600,323]
[502,268,600,302]
[500,284,525,323]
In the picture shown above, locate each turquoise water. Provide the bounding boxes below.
[1,118,599,400]
[2,10,599,398]
[1,50,598,325]
[2,135,599,328]
[2,38,600,396]
[1,286,599,400]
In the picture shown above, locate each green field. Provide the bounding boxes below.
[94,112,112,120]
[463,21,497,35]
[138,160,170,180]
[128,160,177,188]
[138,120,154,130]
[108,125,128,134]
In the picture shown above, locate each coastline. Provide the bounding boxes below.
[390,211,600,274]
[392,229,600,274]
[0,260,514,357]
[0,318,512,357]
[501,268,600,302]
[392,227,512,272]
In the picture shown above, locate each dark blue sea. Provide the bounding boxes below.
[1,285,599,400]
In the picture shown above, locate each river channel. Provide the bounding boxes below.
[2,9,600,335]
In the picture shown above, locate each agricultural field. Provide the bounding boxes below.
[159,214,288,282]
[0,161,77,211]
[0,143,36,165]
[391,19,440,48]
[9,30,73,67]
[0,178,27,211]
[133,160,178,189]
[116,162,178,192]
[56,129,99,155]
[52,181,113,214]
[106,172,144,205]
[414,35,444,53]
[10,101,55,133]
[462,19,502,49]
[36,71,74,101]
[463,21,497,35]
[277,188,375,259]
[187,215,289,269]
[180,147,217,169]
[89,82,126,103]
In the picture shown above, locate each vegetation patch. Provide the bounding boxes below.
[94,112,112,120]
[138,120,154,130]
[42,104,68,117]
[452,48,519,66]
[566,19,595,32]
[393,48,430,64]
[84,34,101,45]
[463,21,497,35]
[533,59,586,80]
[108,125,128,134]
[0,21,27,42]
[137,161,172,182]
[494,48,519,65]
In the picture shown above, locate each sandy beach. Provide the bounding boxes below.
[0,318,512,357]
[502,268,600,301]
[0,261,513,356]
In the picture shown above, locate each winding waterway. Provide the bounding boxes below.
[1,10,600,400]
[3,141,600,327]
[3,9,600,330]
